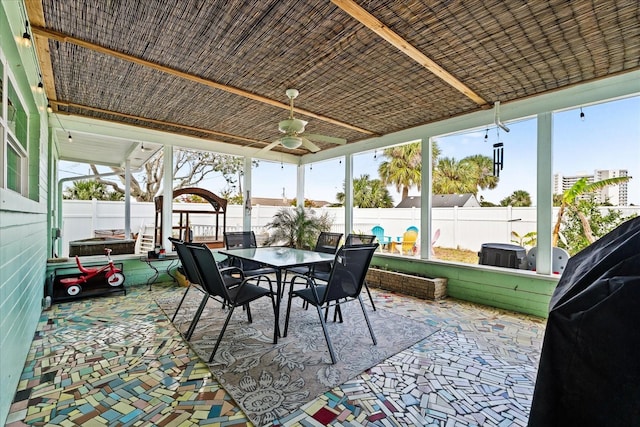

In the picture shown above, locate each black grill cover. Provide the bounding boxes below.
[528,216,640,426]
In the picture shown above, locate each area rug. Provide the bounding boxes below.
[156,287,436,426]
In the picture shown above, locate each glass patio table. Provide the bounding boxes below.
[218,246,335,344]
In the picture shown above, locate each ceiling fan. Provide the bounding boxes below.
[258,89,347,153]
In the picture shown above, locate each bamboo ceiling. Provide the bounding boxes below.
[29,0,640,157]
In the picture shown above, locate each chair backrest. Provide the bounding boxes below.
[169,237,200,285]
[186,242,230,300]
[371,226,386,243]
[345,233,377,246]
[406,226,419,233]
[314,232,343,254]
[224,231,257,249]
[322,244,378,304]
[401,230,418,251]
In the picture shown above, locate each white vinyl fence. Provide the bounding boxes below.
[58,200,640,257]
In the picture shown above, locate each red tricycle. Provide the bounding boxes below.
[59,248,125,296]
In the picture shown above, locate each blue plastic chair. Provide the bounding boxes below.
[371,226,391,250]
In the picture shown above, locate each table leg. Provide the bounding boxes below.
[166,259,179,282]
[146,261,159,291]
[273,269,282,344]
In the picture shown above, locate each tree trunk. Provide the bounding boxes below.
[402,186,409,199]
[552,204,565,247]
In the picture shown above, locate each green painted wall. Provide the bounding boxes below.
[371,254,558,318]
[0,4,50,424]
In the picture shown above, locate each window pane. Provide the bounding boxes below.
[7,143,21,193]
[8,80,28,149]
[434,119,537,266]
[552,96,640,255]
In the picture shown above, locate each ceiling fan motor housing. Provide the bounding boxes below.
[279,118,307,134]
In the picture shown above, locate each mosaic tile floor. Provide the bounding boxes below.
[6,283,545,426]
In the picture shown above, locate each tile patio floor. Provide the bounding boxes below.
[6,282,546,426]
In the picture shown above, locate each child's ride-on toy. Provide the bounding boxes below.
[59,248,125,296]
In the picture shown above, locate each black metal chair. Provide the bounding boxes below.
[169,237,241,323]
[283,231,343,289]
[343,233,378,311]
[284,244,379,364]
[344,233,376,246]
[223,231,276,279]
[186,242,277,362]
[168,237,204,323]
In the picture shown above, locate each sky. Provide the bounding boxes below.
[60,95,640,206]
[248,95,640,206]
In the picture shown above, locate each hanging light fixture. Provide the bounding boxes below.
[580,107,585,121]
[36,81,44,94]
[68,133,73,143]
[279,136,302,149]
[46,103,53,113]
[22,21,31,47]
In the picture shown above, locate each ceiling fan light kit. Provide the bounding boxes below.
[280,136,303,149]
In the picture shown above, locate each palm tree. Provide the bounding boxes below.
[461,154,498,191]
[263,206,332,249]
[432,157,476,194]
[336,174,394,208]
[63,180,123,200]
[378,141,423,199]
[500,190,532,207]
[552,176,631,246]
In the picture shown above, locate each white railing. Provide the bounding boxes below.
[58,200,640,257]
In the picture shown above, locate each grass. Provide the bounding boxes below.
[433,247,479,264]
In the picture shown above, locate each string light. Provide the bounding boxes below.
[36,81,44,94]
[46,103,53,113]
[484,128,489,142]
[373,150,377,159]
[580,107,585,121]
[53,112,71,143]
[22,20,31,47]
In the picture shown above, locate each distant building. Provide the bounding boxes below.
[554,169,629,205]
[396,194,480,208]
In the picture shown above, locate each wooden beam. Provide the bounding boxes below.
[25,0,57,108]
[50,99,273,147]
[31,25,375,135]
[331,0,489,108]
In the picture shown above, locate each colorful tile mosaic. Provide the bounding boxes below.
[7,283,545,426]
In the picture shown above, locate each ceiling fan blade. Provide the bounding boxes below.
[304,133,347,145]
[256,139,281,154]
[301,137,321,153]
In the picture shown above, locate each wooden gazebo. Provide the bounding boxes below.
[155,188,227,249]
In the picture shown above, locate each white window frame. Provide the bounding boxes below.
[0,48,30,196]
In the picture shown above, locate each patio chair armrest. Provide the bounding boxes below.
[220,266,245,279]
[234,274,275,298]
